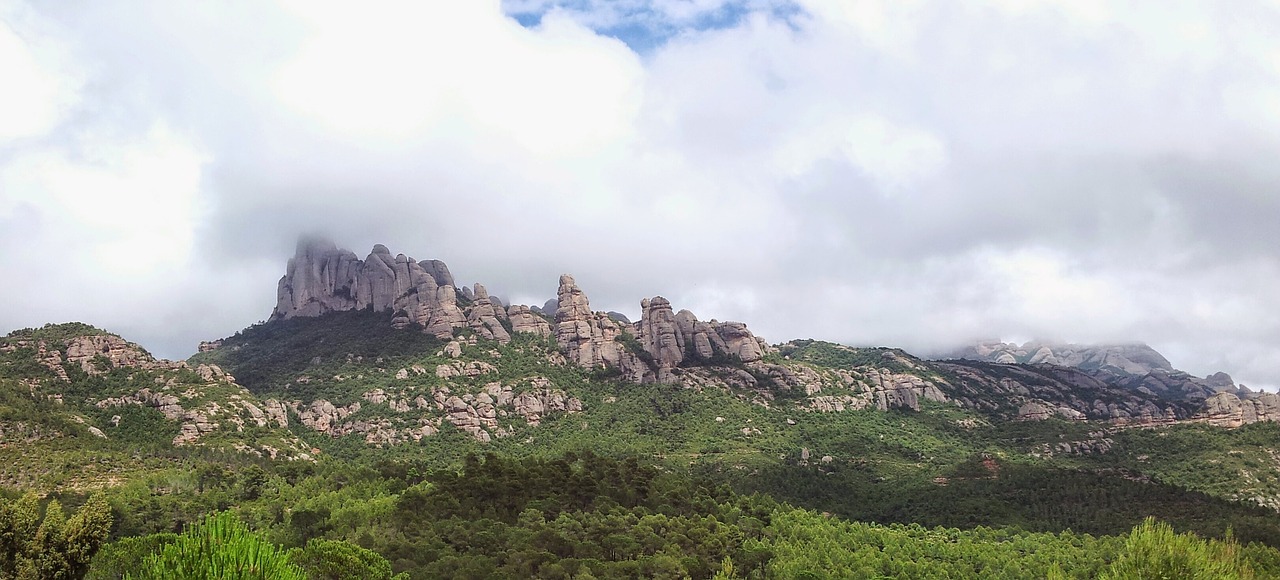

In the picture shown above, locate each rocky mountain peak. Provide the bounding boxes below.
[272,241,469,338]
[952,341,1174,375]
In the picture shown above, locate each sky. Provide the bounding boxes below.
[2,0,1279,389]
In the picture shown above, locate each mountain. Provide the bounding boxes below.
[946,339,1280,427]
[245,239,1278,432]
[7,237,1280,578]
[949,341,1176,375]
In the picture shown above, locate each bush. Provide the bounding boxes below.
[126,512,304,580]
[290,538,402,580]
[1102,517,1254,580]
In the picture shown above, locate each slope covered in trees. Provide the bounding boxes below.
[5,315,1280,577]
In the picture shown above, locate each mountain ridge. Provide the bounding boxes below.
[254,238,1276,431]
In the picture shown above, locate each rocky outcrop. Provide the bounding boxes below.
[507,305,552,338]
[1017,401,1086,421]
[639,297,685,381]
[435,360,498,379]
[630,295,773,384]
[790,366,948,412]
[466,284,512,343]
[936,360,1191,423]
[96,386,293,448]
[1,340,72,382]
[1195,392,1280,428]
[717,322,765,363]
[862,368,948,411]
[554,275,643,379]
[65,335,150,375]
[272,238,363,318]
[3,334,184,382]
[1033,433,1115,457]
[272,239,469,339]
[1105,369,1231,402]
[197,340,222,353]
[674,310,723,360]
[289,379,583,444]
[97,388,185,421]
[290,400,364,435]
[420,259,455,288]
[532,298,559,316]
[947,340,1248,404]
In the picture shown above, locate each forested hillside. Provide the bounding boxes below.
[4,312,1280,578]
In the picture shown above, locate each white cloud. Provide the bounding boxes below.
[0,5,79,144]
[2,0,1280,394]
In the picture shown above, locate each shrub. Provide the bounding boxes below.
[126,512,304,580]
[1101,517,1254,580]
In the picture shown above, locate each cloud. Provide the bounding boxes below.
[2,0,1280,391]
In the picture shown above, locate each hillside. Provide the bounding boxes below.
[0,322,308,490]
[186,309,1280,537]
[5,238,1280,578]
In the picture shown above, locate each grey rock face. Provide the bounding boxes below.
[553,275,644,380]
[508,305,552,338]
[716,321,764,363]
[947,340,1241,404]
[466,283,512,343]
[271,239,469,339]
[420,259,455,288]
[935,359,1191,423]
[639,297,685,372]
[1196,391,1280,428]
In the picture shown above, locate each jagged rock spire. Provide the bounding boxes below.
[272,240,465,338]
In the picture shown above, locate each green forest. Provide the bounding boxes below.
[3,452,1279,579]
[4,316,1280,578]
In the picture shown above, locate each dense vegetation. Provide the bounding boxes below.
[6,317,1280,577]
[4,453,1267,579]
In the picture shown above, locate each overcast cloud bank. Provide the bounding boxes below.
[2,0,1278,388]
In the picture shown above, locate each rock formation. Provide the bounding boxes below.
[634,295,771,382]
[931,359,1192,423]
[507,305,552,338]
[639,297,685,381]
[947,340,1245,404]
[1195,391,1280,428]
[466,284,511,342]
[553,275,643,379]
[65,335,152,375]
[272,239,470,339]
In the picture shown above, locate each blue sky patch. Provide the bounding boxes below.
[503,1,803,53]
